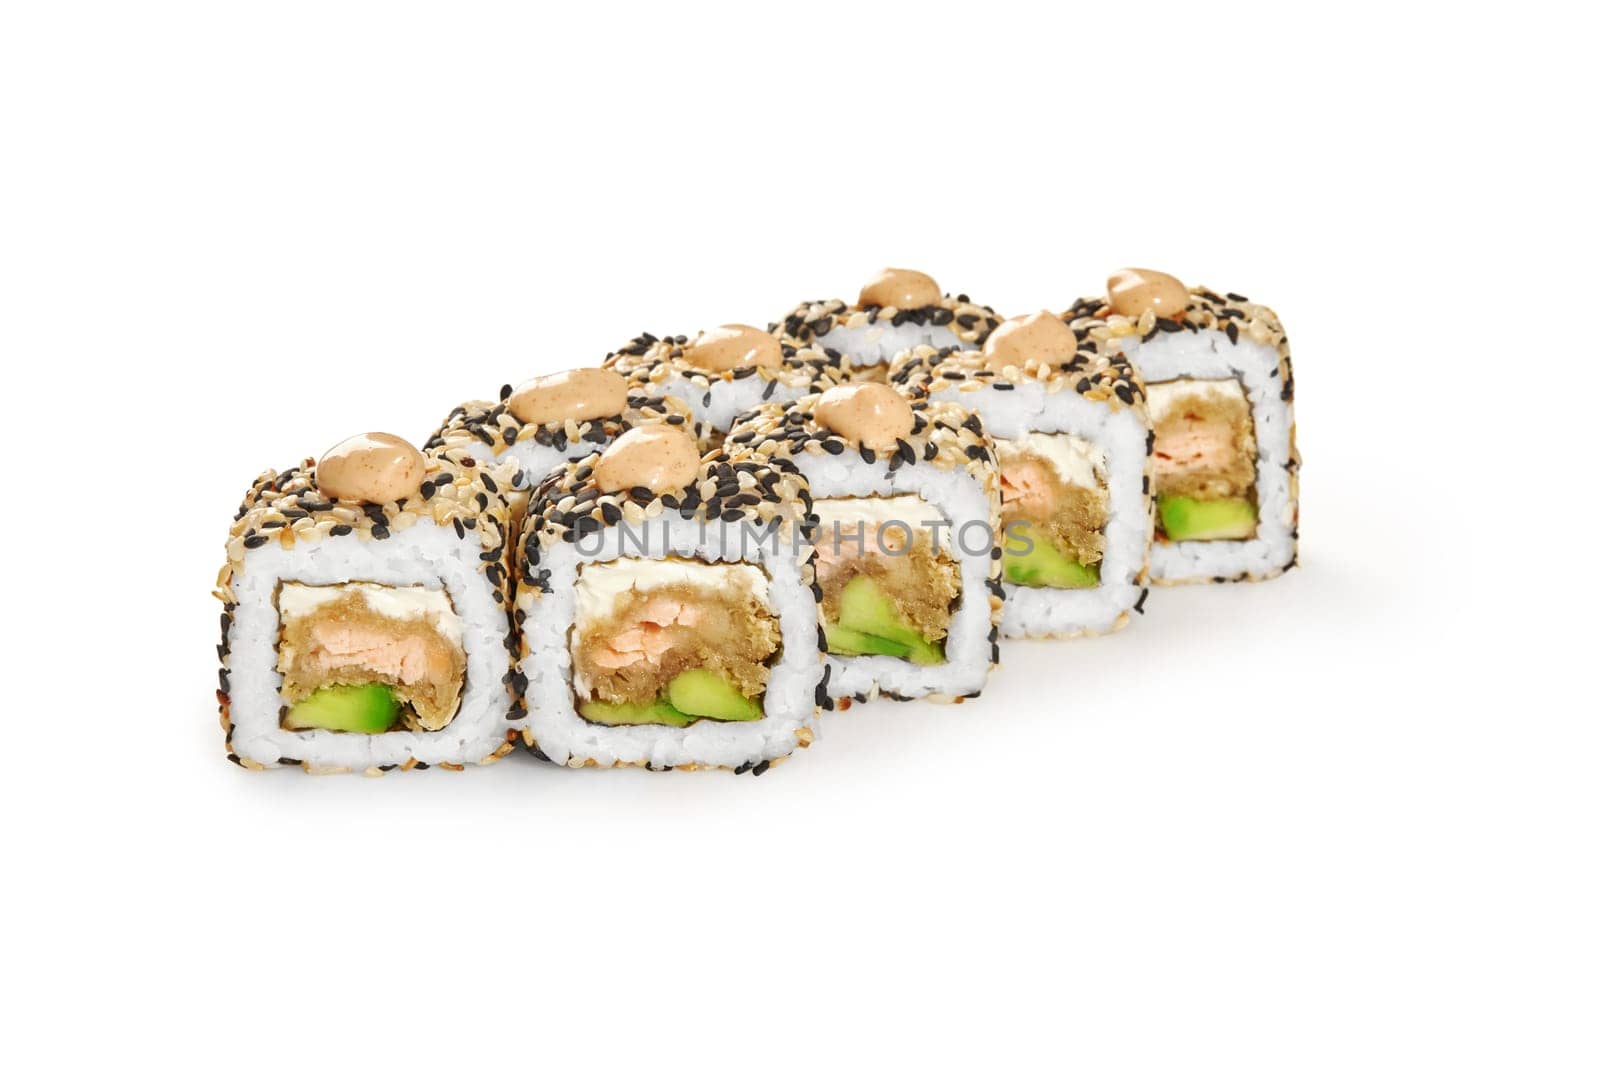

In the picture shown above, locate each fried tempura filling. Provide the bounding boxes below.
[995,442,1109,567]
[277,586,466,731]
[572,578,780,707]
[1149,380,1258,502]
[814,521,961,641]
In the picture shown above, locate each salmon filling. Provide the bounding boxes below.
[812,496,960,662]
[276,583,466,732]
[994,434,1108,589]
[571,558,779,725]
[1148,378,1258,541]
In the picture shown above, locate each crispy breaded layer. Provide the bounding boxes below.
[278,594,466,731]
[999,452,1109,567]
[574,581,780,706]
[818,536,961,642]
[1152,388,1257,501]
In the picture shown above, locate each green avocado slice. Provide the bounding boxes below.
[824,623,911,658]
[665,669,763,721]
[284,683,401,733]
[1158,495,1258,541]
[578,698,693,727]
[1003,531,1100,589]
[835,576,945,665]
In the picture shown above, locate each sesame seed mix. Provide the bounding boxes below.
[218,453,516,593]
[1062,287,1295,403]
[888,329,1146,411]
[602,333,849,402]
[214,451,519,774]
[774,292,1003,352]
[727,391,1005,486]
[425,392,695,470]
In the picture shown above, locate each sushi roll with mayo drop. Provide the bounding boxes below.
[427,368,696,512]
[513,423,826,773]
[728,383,1002,703]
[892,312,1154,638]
[602,324,845,445]
[216,433,520,774]
[776,267,1002,381]
[1068,269,1299,583]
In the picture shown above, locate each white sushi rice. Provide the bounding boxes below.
[819,321,963,370]
[796,453,995,700]
[519,514,823,769]
[278,582,464,644]
[226,522,513,771]
[942,381,1152,638]
[1120,329,1296,583]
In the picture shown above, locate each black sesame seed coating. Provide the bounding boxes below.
[1059,286,1294,412]
[426,392,697,481]
[598,332,848,447]
[724,390,1001,489]
[773,292,1003,358]
[889,331,1147,413]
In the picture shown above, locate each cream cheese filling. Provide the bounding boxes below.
[812,494,951,555]
[994,432,1106,492]
[574,557,770,624]
[277,581,464,646]
[1146,377,1248,424]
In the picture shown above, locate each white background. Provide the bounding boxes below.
[2,2,1596,1064]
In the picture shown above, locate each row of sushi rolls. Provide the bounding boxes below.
[217,267,1299,775]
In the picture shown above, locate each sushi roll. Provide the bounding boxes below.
[727,382,1002,703]
[775,267,1003,381]
[428,368,696,482]
[215,433,519,774]
[513,423,826,772]
[426,368,696,508]
[1069,269,1298,583]
[891,311,1154,639]
[601,324,845,445]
